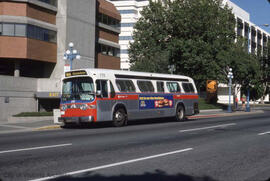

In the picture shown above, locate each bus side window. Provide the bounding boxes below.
[137,81,154,92]
[182,83,195,93]
[157,81,164,93]
[166,82,181,93]
[96,80,108,98]
[110,81,115,98]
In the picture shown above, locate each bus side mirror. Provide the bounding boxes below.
[96,90,102,98]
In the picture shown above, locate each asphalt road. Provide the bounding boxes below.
[0,112,270,181]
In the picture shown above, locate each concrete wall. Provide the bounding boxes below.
[51,0,96,79]
[0,75,37,122]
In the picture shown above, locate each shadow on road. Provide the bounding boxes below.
[52,170,218,181]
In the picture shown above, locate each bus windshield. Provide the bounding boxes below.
[62,77,95,102]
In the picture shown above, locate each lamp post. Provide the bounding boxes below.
[63,42,81,70]
[227,68,233,113]
[168,64,175,75]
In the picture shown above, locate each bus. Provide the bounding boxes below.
[58,68,199,127]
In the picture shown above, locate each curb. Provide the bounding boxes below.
[33,125,61,131]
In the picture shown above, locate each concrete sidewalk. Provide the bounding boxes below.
[0,109,265,134]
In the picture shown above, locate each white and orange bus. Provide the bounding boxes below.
[59,68,199,127]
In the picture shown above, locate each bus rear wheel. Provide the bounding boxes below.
[175,105,186,121]
[113,108,127,127]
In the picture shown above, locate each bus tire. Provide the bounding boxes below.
[112,108,127,127]
[175,104,186,121]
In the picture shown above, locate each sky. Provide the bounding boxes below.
[230,0,270,33]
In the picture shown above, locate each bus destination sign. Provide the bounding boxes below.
[65,70,87,77]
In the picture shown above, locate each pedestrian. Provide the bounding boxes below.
[241,95,246,110]
[235,96,238,110]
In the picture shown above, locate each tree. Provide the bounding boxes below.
[129,0,236,89]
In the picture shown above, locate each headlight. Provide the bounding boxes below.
[60,104,67,111]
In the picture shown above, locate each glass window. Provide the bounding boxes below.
[166,82,181,93]
[108,47,113,56]
[96,80,108,98]
[3,23,15,36]
[15,24,26,36]
[48,30,56,43]
[137,81,154,92]
[157,81,164,93]
[182,83,195,93]
[0,23,2,35]
[116,80,135,92]
[62,77,95,101]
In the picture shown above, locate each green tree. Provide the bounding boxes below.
[129,0,236,89]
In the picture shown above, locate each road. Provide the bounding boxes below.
[0,112,270,181]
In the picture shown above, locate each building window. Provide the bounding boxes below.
[119,36,133,41]
[118,10,137,14]
[15,24,27,37]
[37,0,57,7]
[0,22,56,43]
[98,13,120,29]
[120,23,135,27]
[99,44,120,58]
[3,23,15,36]
[120,49,128,54]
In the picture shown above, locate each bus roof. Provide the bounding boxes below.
[64,68,194,82]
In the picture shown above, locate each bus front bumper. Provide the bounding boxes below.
[58,116,94,124]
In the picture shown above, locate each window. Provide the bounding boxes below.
[116,80,135,92]
[119,36,133,41]
[120,23,135,27]
[15,24,26,37]
[182,83,195,93]
[118,10,137,14]
[120,49,128,54]
[3,24,14,36]
[96,80,108,98]
[157,81,164,93]
[110,81,115,98]
[1,23,56,43]
[38,0,57,7]
[99,44,120,58]
[0,23,2,35]
[166,82,181,93]
[98,13,120,28]
[137,81,154,92]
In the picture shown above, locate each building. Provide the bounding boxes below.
[110,0,270,70]
[0,0,121,121]
[110,0,149,70]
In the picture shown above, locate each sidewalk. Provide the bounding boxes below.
[0,109,265,134]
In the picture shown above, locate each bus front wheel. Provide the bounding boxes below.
[176,105,186,121]
[113,108,127,127]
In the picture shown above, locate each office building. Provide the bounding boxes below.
[0,0,121,121]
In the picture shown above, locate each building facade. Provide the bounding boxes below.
[110,0,270,70]
[0,0,121,121]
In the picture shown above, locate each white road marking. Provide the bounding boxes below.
[30,148,193,181]
[179,123,236,133]
[258,131,270,136]
[0,143,72,154]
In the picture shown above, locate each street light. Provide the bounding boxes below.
[168,64,176,75]
[63,42,81,70]
[227,68,233,113]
